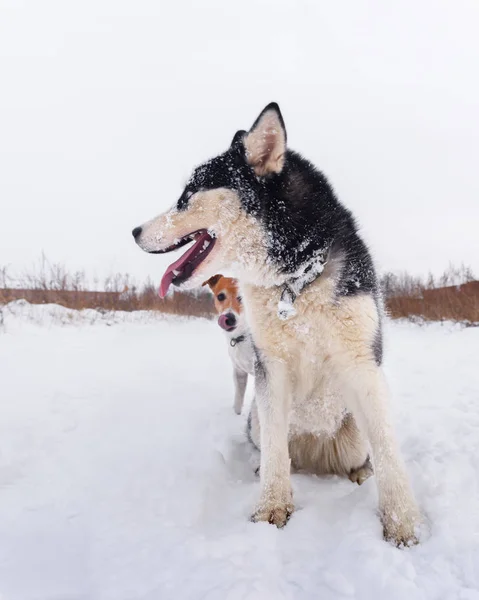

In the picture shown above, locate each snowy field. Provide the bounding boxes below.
[1,302,479,600]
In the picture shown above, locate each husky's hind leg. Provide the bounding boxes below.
[348,456,373,485]
[249,402,372,483]
[288,413,372,482]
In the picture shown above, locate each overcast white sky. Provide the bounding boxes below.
[1,0,478,285]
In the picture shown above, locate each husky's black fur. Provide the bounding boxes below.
[177,103,379,302]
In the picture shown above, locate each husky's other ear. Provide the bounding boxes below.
[244,103,286,176]
[231,130,246,147]
[202,274,223,289]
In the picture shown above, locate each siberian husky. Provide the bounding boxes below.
[132,103,420,545]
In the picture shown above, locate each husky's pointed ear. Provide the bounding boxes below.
[202,274,222,289]
[244,103,286,176]
[231,130,246,147]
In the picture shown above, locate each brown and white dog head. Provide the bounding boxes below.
[202,274,245,333]
[132,103,288,297]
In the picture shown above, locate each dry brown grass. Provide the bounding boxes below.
[0,258,214,319]
[1,259,477,324]
[382,265,479,324]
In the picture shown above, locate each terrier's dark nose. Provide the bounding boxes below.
[132,227,142,239]
[225,313,236,328]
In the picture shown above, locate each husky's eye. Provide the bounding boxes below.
[237,296,242,303]
[217,293,226,301]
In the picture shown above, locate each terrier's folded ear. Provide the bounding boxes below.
[202,274,223,289]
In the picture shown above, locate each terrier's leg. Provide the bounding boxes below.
[233,368,248,415]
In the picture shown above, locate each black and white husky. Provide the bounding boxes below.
[132,103,420,545]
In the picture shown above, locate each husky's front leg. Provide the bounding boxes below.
[345,364,420,546]
[233,368,248,415]
[251,356,293,528]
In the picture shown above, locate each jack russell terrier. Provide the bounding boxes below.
[203,274,254,415]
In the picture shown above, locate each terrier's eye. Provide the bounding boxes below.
[217,293,226,301]
[237,296,242,303]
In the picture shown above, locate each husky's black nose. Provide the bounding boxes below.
[132,227,142,239]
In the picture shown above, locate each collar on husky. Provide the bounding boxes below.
[230,334,246,347]
[277,254,327,320]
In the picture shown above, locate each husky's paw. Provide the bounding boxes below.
[251,500,294,528]
[349,458,373,486]
[382,509,420,547]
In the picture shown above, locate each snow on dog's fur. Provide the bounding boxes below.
[133,103,421,546]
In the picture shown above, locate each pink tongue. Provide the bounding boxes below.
[218,314,230,330]
[159,232,208,298]
[159,271,175,299]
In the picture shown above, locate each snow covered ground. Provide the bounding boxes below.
[1,302,479,600]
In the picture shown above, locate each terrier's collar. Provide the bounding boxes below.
[230,334,246,347]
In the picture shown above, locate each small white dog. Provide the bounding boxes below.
[203,274,254,415]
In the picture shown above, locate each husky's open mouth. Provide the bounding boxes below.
[150,230,216,298]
